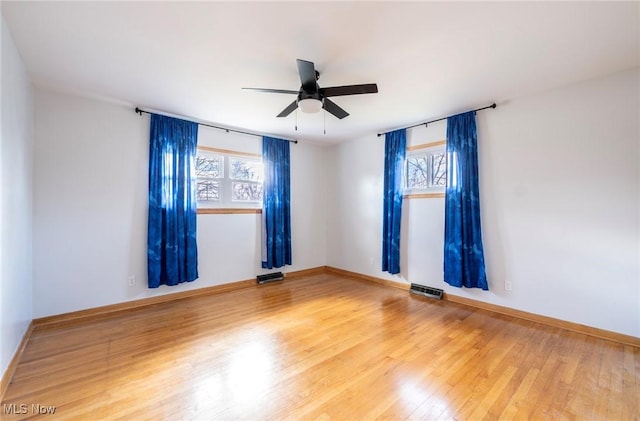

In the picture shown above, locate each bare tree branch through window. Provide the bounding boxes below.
[406,150,447,191]
[195,150,264,205]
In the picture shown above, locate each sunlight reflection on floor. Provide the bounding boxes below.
[192,330,277,417]
[228,340,275,402]
[396,375,451,417]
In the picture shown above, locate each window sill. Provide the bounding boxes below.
[404,193,445,199]
[197,208,262,214]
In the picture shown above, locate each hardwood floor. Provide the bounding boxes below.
[2,273,639,420]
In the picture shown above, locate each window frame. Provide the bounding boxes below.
[228,156,264,204]
[195,151,224,202]
[404,140,447,199]
[195,146,264,211]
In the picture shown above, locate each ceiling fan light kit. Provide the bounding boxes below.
[244,59,378,120]
[298,98,323,113]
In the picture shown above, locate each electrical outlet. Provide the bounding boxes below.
[505,281,512,291]
[128,275,136,287]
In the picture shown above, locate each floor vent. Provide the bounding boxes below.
[409,283,443,300]
[257,272,284,284]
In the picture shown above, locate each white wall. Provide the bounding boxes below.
[33,90,327,318]
[328,68,640,337]
[326,121,447,283]
[1,18,34,378]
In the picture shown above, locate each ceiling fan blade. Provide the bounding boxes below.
[297,59,317,93]
[320,83,378,97]
[323,98,349,119]
[277,100,298,117]
[242,87,299,94]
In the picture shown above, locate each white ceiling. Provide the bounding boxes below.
[2,1,639,143]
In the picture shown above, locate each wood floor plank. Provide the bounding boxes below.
[621,345,640,418]
[2,273,638,420]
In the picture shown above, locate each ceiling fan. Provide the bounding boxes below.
[243,59,378,119]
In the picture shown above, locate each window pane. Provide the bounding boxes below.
[232,181,263,201]
[230,158,263,182]
[406,156,429,189]
[196,153,222,179]
[429,152,447,187]
[197,180,220,201]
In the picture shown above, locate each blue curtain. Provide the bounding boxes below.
[444,112,488,290]
[382,129,406,274]
[147,114,199,288]
[261,136,292,269]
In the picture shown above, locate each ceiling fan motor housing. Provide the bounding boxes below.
[298,90,322,102]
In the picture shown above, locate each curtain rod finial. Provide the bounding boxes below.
[491,103,497,108]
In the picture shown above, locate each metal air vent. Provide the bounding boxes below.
[257,272,284,284]
[409,283,443,300]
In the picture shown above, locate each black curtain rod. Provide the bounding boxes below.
[135,107,298,144]
[377,103,497,137]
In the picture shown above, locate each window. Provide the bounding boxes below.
[229,157,263,202]
[196,152,222,201]
[196,147,263,208]
[405,142,447,194]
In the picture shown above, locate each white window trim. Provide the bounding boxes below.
[404,140,447,195]
[196,146,263,210]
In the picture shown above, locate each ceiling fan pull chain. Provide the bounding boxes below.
[324,110,326,135]
[295,109,298,131]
